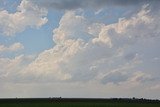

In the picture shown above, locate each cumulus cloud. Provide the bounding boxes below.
[14,4,158,84]
[0,42,24,52]
[0,54,35,83]
[0,3,160,87]
[0,0,48,36]
[0,0,160,99]
[0,2,160,98]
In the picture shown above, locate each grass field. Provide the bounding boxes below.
[0,98,160,107]
[0,102,160,107]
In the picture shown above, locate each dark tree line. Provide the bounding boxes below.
[0,97,159,104]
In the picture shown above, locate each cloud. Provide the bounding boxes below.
[101,71,128,84]
[150,84,160,90]
[0,0,48,36]
[15,4,158,84]
[0,3,160,98]
[32,0,159,10]
[0,3,159,86]
[0,54,35,83]
[128,71,153,83]
[0,42,24,52]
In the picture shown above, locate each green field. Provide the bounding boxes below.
[0,98,160,107]
[0,102,160,107]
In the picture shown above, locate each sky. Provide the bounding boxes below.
[0,0,160,99]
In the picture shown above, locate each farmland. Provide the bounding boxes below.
[0,98,160,107]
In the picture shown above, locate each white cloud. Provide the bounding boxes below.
[129,71,152,83]
[0,42,24,52]
[0,54,35,83]
[53,11,89,44]
[1,3,158,83]
[0,0,48,36]
[19,4,159,83]
[0,3,160,98]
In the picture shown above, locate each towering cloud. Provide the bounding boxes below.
[19,4,159,84]
[0,0,48,36]
[0,0,160,98]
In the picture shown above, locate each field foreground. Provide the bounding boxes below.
[0,98,160,107]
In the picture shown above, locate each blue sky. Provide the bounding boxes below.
[0,0,63,56]
[0,0,160,99]
[0,0,127,56]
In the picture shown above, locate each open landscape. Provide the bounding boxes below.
[0,98,160,107]
[0,0,160,106]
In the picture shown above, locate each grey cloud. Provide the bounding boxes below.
[101,72,128,84]
[32,0,159,10]
[101,71,157,85]
[124,53,137,61]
